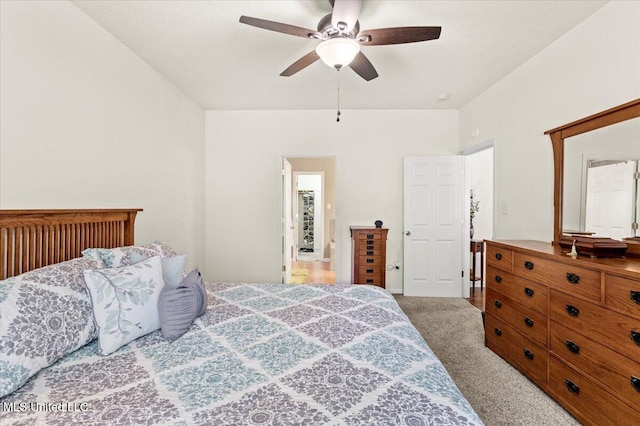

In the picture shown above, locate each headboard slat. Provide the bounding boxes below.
[0,209,141,280]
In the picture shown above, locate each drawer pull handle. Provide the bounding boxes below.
[366,269,374,273]
[523,349,534,360]
[566,273,580,284]
[366,279,374,284]
[494,300,502,308]
[565,379,580,394]
[494,327,502,336]
[524,261,534,270]
[366,251,374,255]
[367,245,374,250]
[524,287,534,297]
[366,234,374,239]
[494,275,502,283]
[495,253,503,261]
[565,340,580,354]
[630,291,640,305]
[524,317,534,327]
[566,305,580,317]
[366,240,374,245]
[631,376,640,393]
[366,259,374,264]
[631,331,640,346]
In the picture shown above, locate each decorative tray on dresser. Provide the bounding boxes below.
[484,240,640,425]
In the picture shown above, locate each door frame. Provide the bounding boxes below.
[461,139,496,298]
[280,156,338,284]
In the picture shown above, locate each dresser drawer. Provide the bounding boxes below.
[550,289,640,362]
[549,356,640,426]
[514,253,601,302]
[550,321,640,410]
[486,244,513,270]
[358,241,384,255]
[358,255,384,266]
[606,274,640,319]
[485,313,547,385]
[356,232,384,241]
[358,264,384,275]
[486,266,548,315]
[486,288,547,346]
[357,273,383,286]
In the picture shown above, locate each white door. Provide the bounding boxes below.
[403,156,464,297]
[282,159,294,283]
[585,160,636,240]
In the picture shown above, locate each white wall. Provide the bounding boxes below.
[459,1,640,242]
[0,1,205,268]
[205,110,459,292]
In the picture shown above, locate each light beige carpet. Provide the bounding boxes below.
[394,296,580,426]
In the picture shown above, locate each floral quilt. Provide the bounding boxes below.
[0,283,483,426]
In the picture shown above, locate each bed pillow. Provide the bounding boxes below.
[158,268,207,342]
[83,256,166,356]
[0,256,104,398]
[130,252,186,288]
[82,241,177,268]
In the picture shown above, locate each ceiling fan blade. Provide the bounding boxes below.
[358,26,442,46]
[239,16,320,39]
[331,0,362,32]
[349,51,378,81]
[280,51,320,77]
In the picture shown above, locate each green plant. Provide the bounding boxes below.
[470,189,480,220]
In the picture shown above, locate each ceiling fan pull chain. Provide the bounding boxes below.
[336,70,341,122]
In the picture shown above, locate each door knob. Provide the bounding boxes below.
[405,231,411,236]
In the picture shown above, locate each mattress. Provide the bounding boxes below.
[0,282,483,425]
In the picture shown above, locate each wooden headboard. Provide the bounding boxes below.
[0,209,142,280]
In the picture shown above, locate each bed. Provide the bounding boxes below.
[0,209,483,425]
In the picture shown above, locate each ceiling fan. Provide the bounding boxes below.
[239,0,441,81]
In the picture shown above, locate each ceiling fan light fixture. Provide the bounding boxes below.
[316,38,360,69]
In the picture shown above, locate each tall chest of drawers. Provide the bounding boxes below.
[350,226,388,288]
[485,240,640,425]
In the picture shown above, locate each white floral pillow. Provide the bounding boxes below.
[83,256,166,356]
[0,256,104,398]
[82,241,177,268]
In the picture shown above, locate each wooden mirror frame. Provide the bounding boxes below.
[545,98,640,254]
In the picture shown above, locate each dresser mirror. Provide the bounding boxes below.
[545,98,640,254]
[563,117,640,239]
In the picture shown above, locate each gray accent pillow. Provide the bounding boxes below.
[158,268,207,342]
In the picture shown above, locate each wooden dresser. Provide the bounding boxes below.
[484,240,640,425]
[350,226,388,288]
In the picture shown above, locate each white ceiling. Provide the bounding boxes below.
[72,0,607,110]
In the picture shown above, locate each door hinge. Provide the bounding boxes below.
[634,171,640,180]
[461,270,464,278]
[633,222,639,231]
[282,265,286,272]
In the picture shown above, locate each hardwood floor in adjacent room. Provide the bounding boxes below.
[466,286,485,310]
[291,260,335,284]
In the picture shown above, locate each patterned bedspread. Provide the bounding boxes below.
[0,283,483,425]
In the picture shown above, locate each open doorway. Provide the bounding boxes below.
[463,143,495,298]
[282,157,336,284]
